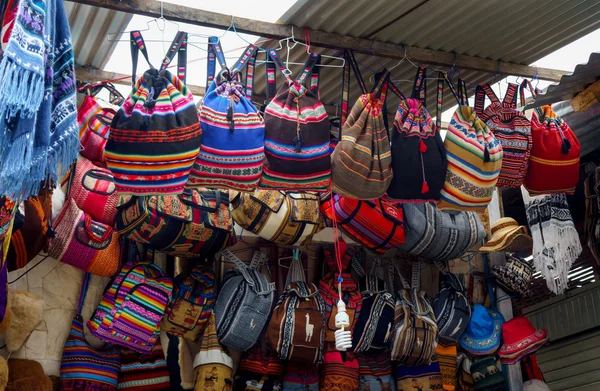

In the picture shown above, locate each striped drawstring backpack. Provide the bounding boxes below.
[522,80,580,195]
[388,67,448,203]
[187,38,264,191]
[60,273,121,391]
[88,243,173,353]
[475,82,532,188]
[331,50,393,200]
[260,49,331,191]
[438,77,503,212]
[104,31,202,195]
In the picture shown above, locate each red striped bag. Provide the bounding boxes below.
[70,156,118,225]
[475,83,532,188]
[321,194,405,254]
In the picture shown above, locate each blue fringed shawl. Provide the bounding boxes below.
[0,0,78,199]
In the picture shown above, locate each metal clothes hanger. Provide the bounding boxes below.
[107,1,181,43]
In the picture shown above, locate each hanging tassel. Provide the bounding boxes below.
[227,98,234,132]
[484,145,491,162]
[293,134,303,153]
[421,181,429,194]
[561,138,571,154]
[419,139,427,153]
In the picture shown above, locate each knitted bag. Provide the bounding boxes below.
[283,363,319,391]
[115,188,232,259]
[320,351,360,391]
[331,51,393,199]
[60,273,121,391]
[267,253,326,363]
[391,265,438,366]
[388,68,447,203]
[88,247,173,354]
[117,346,170,390]
[524,88,580,195]
[321,193,405,254]
[351,259,395,354]
[260,50,331,191]
[188,38,264,191]
[213,250,275,351]
[432,267,471,342]
[105,31,202,195]
[77,84,120,140]
[161,265,216,342]
[358,354,396,391]
[80,112,113,165]
[48,197,120,277]
[230,189,325,246]
[399,202,484,263]
[233,347,285,391]
[438,78,503,212]
[475,82,532,188]
[70,156,118,225]
[319,248,362,350]
[6,187,53,271]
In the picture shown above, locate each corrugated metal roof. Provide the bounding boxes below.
[553,99,600,158]
[65,2,132,69]
[528,52,600,108]
[251,0,600,117]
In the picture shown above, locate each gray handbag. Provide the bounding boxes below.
[399,203,484,262]
[214,249,275,351]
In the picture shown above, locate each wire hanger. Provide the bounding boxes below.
[107,1,181,42]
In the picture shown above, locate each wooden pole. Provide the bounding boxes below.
[66,0,568,82]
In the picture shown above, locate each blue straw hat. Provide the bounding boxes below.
[459,305,504,355]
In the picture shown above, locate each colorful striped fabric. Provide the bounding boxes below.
[358,355,395,391]
[475,83,531,188]
[118,346,170,390]
[321,194,405,254]
[438,105,503,212]
[105,31,202,195]
[188,44,264,191]
[320,352,360,391]
[88,260,173,354]
[61,273,121,391]
[260,50,331,191]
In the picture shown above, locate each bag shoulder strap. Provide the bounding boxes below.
[519,79,538,110]
[412,67,427,106]
[475,83,500,115]
[265,50,278,101]
[502,82,519,109]
[296,52,321,87]
[435,72,462,130]
[206,36,228,87]
[77,272,92,315]
[159,31,188,84]
[130,31,153,87]
[230,45,259,100]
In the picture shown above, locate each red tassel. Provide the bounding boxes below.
[421,181,429,194]
[419,139,427,153]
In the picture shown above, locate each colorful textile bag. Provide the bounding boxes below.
[6,186,53,271]
[475,82,532,188]
[358,354,396,391]
[188,38,264,191]
[230,189,325,246]
[70,156,118,225]
[524,98,580,195]
[388,68,447,203]
[213,250,275,351]
[321,193,405,254]
[88,246,173,353]
[118,346,170,390]
[233,347,285,391]
[438,78,503,211]
[115,188,232,259]
[320,351,360,391]
[399,202,484,262]
[267,253,326,363]
[193,314,234,391]
[105,31,202,195]
[352,259,395,354]
[331,51,393,199]
[48,197,120,277]
[60,273,121,391]
[260,50,331,191]
[391,264,438,366]
[81,111,113,165]
[162,265,216,342]
[395,361,443,391]
[283,363,319,391]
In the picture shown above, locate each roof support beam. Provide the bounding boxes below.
[66,0,568,82]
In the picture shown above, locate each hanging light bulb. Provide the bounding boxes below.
[334,299,352,351]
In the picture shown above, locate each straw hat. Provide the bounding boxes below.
[479,218,532,253]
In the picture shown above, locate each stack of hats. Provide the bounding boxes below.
[459,305,505,356]
[492,255,534,298]
[498,316,548,364]
[470,357,506,391]
[479,218,532,253]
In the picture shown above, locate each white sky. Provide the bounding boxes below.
[100,0,600,118]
